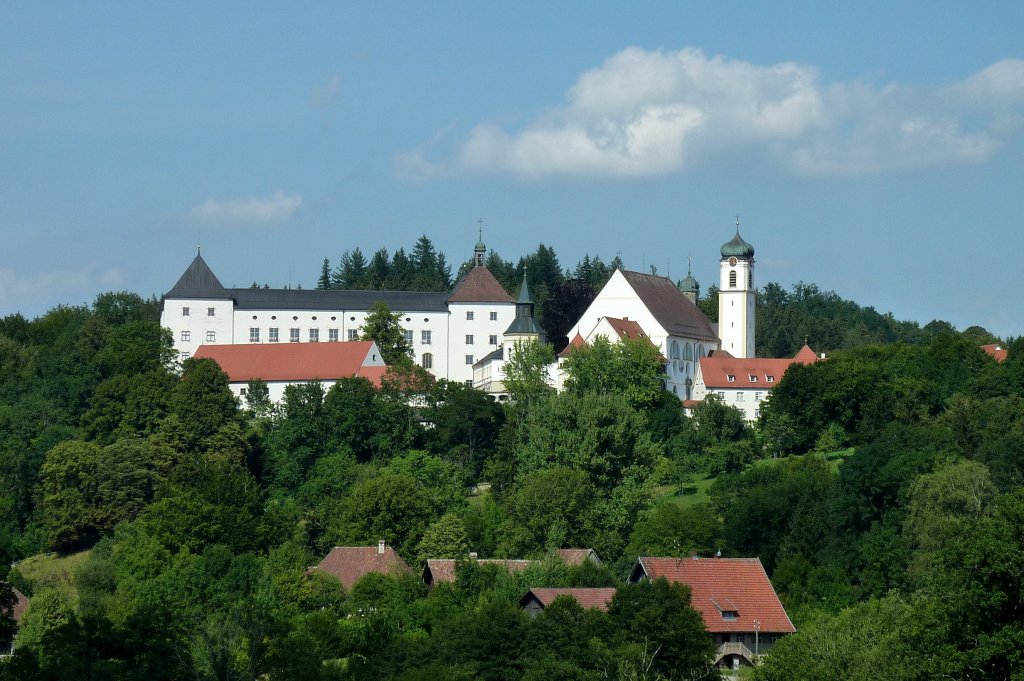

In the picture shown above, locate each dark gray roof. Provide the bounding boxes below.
[620,270,719,343]
[473,346,504,367]
[165,253,229,299]
[229,287,450,312]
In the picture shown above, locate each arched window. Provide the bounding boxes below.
[685,343,693,361]
[729,270,737,288]
[421,352,433,370]
[671,340,680,359]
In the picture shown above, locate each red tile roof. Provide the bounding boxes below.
[981,343,1008,363]
[314,545,413,589]
[448,267,515,303]
[554,548,601,565]
[632,557,795,634]
[194,341,387,386]
[698,347,818,390]
[520,587,616,612]
[557,332,586,358]
[605,317,648,341]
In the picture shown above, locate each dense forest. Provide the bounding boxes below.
[0,270,1020,678]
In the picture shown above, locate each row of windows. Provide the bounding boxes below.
[182,327,453,345]
[465,311,500,321]
[463,335,500,346]
[725,374,775,383]
[668,340,701,361]
[182,306,217,317]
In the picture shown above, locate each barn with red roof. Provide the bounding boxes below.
[629,556,795,669]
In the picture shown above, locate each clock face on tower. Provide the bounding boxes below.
[728,257,738,266]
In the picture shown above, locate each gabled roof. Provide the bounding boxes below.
[605,317,648,341]
[424,549,599,585]
[165,253,229,299]
[620,270,718,342]
[314,545,413,589]
[520,587,616,612]
[698,348,818,390]
[554,548,602,565]
[194,341,387,385]
[448,267,515,304]
[631,557,794,634]
[557,333,586,358]
[424,558,536,585]
[982,343,1008,362]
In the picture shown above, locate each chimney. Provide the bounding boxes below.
[469,552,478,560]
[377,540,386,555]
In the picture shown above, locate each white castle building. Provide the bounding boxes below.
[161,239,517,386]
[162,223,784,411]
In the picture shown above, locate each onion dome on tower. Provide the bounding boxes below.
[720,220,755,259]
[677,257,700,303]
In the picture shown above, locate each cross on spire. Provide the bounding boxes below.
[735,213,741,232]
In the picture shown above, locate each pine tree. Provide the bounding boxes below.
[317,257,332,290]
[367,248,390,290]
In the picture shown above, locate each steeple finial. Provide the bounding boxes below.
[735,213,741,233]
[687,255,693,276]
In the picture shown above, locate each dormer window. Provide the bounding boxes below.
[749,375,757,382]
[766,375,775,383]
[727,374,736,382]
[722,610,739,621]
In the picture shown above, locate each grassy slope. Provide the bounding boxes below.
[13,550,91,605]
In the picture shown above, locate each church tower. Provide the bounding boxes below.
[718,218,755,358]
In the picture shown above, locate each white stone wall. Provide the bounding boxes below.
[447,302,515,385]
[718,257,756,359]
[161,297,235,362]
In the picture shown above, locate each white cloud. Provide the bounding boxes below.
[398,48,1024,179]
[188,191,302,227]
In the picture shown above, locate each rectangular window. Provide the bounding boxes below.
[737,392,744,401]
[207,307,215,317]
[404,329,414,345]
[180,330,191,342]
[249,327,260,343]
[718,391,725,399]
[182,306,190,317]
[347,328,359,341]
[755,392,762,401]
[465,354,474,365]
[239,387,247,396]
[727,374,736,382]
[309,328,319,342]
[489,334,498,345]
[290,328,300,343]
[269,327,279,343]
[766,375,775,383]
[489,311,498,321]
[466,311,474,320]
[180,351,190,361]
[421,330,432,345]
[328,328,339,342]
[206,330,216,342]
[465,334,474,345]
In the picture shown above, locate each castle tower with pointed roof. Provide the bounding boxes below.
[718,218,756,358]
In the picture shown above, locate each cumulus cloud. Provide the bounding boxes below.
[188,191,302,227]
[397,48,1024,179]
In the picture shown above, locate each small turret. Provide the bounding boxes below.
[678,256,700,304]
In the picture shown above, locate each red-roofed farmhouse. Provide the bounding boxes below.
[313,542,413,589]
[629,556,794,669]
[519,587,616,616]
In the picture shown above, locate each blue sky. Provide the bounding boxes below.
[3,2,1023,337]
